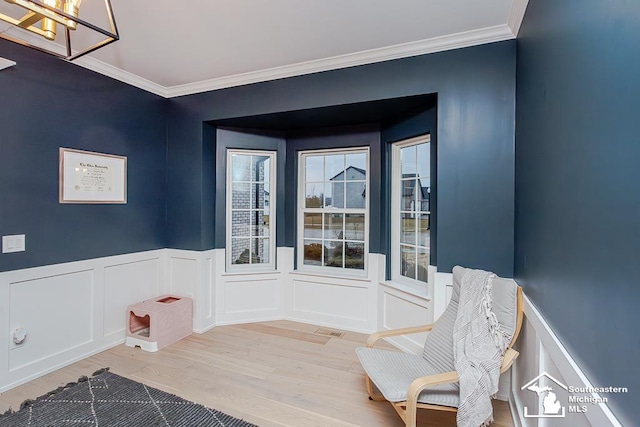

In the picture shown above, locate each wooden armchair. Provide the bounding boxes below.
[356,267,524,427]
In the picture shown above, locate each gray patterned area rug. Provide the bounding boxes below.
[0,368,257,427]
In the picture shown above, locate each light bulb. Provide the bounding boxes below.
[42,0,61,40]
[62,0,82,30]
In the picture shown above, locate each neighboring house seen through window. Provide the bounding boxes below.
[391,135,430,284]
[226,150,276,271]
[298,149,368,273]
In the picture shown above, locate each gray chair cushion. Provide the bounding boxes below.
[419,265,463,371]
[355,347,460,407]
[491,276,518,340]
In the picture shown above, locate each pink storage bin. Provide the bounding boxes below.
[125,295,193,352]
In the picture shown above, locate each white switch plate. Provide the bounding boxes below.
[0,57,16,71]
[2,235,26,253]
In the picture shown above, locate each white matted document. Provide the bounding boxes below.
[59,147,127,204]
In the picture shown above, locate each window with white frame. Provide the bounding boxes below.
[298,148,368,273]
[391,135,430,284]
[226,150,276,271]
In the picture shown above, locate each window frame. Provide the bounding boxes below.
[297,147,370,277]
[390,134,431,286]
[225,149,277,272]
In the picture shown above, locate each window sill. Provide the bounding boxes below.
[290,270,371,283]
[380,280,430,300]
[221,270,282,277]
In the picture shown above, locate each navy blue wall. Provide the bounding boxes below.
[167,41,516,276]
[0,41,168,272]
[515,1,640,424]
[0,39,516,279]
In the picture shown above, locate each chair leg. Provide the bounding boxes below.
[405,397,418,427]
[365,376,386,401]
[405,408,417,427]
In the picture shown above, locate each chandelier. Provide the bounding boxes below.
[0,0,118,60]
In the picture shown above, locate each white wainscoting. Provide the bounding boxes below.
[9,270,94,371]
[0,250,167,393]
[214,247,287,326]
[286,253,382,334]
[1,248,622,426]
[510,296,622,427]
[166,249,216,333]
[378,284,431,354]
[104,258,163,337]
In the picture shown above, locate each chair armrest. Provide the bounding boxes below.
[367,324,435,348]
[406,349,517,390]
[405,371,459,427]
[408,371,459,398]
[500,347,519,373]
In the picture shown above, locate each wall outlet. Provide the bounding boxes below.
[2,234,26,253]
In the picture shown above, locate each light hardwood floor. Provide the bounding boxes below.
[0,321,514,426]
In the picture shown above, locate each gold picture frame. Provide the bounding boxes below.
[59,147,127,204]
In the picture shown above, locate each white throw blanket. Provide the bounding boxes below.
[453,268,512,427]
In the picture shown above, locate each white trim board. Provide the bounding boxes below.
[73,24,516,99]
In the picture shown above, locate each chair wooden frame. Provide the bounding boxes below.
[364,286,524,427]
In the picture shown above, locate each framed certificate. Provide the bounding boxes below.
[59,148,127,204]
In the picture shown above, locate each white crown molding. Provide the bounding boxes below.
[0,57,16,71]
[68,24,515,99]
[166,24,515,98]
[72,56,169,98]
[508,0,530,37]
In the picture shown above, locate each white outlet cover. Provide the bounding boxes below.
[2,234,25,253]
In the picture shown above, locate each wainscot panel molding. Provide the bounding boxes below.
[104,258,163,337]
[378,283,431,355]
[166,249,216,333]
[285,253,383,334]
[213,247,288,326]
[0,250,167,393]
[510,296,622,427]
[9,270,94,371]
